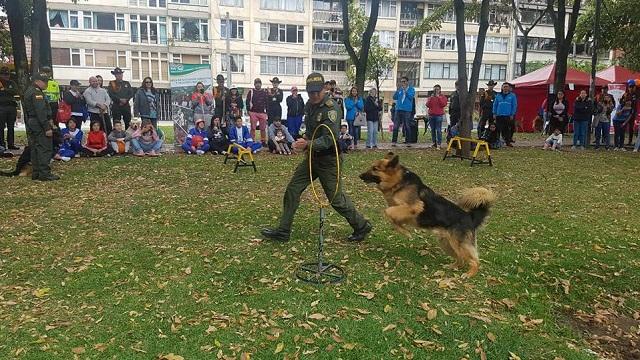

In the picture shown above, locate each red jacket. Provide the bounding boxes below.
[86,130,106,149]
[426,95,448,116]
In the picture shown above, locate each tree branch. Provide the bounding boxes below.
[469,0,490,94]
[341,0,359,67]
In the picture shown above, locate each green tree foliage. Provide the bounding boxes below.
[576,0,640,71]
[344,2,396,94]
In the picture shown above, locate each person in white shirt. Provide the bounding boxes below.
[543,128,563,151]
[83,76,112,132]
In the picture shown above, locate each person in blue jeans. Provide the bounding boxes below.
[613,99,633,151]
[572,90,593,149]
[426,84,448,148]
[344,87,364,148]
[594,94,615,150]
[492,83,518,147]
[392,76,415,147]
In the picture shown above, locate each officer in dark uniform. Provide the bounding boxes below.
[23,73,59,181]
[261,73,372,242]
[0,67,20,150]
[108,67,134,131]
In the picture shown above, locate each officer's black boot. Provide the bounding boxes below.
[347,221,372,242]
[261,228,290,242]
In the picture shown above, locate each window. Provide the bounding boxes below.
[426,34,507,53]
[425,34,456,51]
[81,12,125,31]
[517,36,556,51]
[171,18,208,42]
[131,15,167,45]
[169,0,208,5]
[312,59,346,72]
[484,36,508,53]
[260,23,304,43]
[173,54,210,64]
[129,0,167,7]
[423,62,507,81]
[519,9,553,25]
[399,31,421,49]
[313,0,341,11]
[131,51,169,81]
[260,56,304,75]
[221,54,245,72]
[313,28,344,43]
[426,4,455,22]
[51,48,81,66]
[49,10,79,29]
[260,0,304,12]
[360,0,397,18]
[220,0,243,6]
[376,30,396,49]
[220,20,244,40]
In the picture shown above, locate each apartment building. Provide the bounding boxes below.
[46,0,593,101]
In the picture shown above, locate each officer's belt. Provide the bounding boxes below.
[314,146,340,157]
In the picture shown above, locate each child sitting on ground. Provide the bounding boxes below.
[208,117,228,155]
[543,128,563,151]
[182,118,210,155]
[228,116,262,154]
[57,118,83,161]
[274,128,291,155]
[108,121,131,155]
[82,121,109,157]
[338,124,353,152]
[480,123,501,149]
[131,119,163,156]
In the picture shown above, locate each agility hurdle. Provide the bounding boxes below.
[442,136,493,167]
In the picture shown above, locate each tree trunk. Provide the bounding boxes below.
[6,1,30,91]
[355,59,367,95]
[550,0,582,92]
[342,0,380,95]
[35,0,52,70]
[520,33,529,76]
[30,1,41,73]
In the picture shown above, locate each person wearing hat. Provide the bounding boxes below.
[213,74,228,120]
[108,67,134,131]
[267,77,284,126]
[621,79,638,145]
[0,66,20,150]
[261,72,371,243]
[62,80,87,129]
[286,86,305,139]
[181,117,210,155]
[478,80,497,138]
[84,76,112,133]
[245,78,269,145]
[23,73,59,181]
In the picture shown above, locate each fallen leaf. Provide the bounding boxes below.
[487,332,497,342]
[274,342,284,354]
[158,354,184,360]
[355,308,371,315]
[71,347,85,354]
[184,267,192,275]
[310,300,319,307]
[427,309,437,320]
[342,343,356,350]
[308,313,326,320]
[384,305,392,313]
[382,324,397,332]
[357,291,375,300]
[33,288,50,298]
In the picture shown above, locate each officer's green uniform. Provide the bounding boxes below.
[277,85,367,233]
[23,78,53,179]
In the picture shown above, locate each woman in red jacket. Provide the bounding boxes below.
[82,121,109,157]
[426,84,448,148]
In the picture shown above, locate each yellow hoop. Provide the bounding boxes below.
[307,123,340,209]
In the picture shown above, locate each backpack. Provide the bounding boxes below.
[57,100,71,123]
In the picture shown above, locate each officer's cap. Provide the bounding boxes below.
[306,72,324,93]
[31,73,49,82]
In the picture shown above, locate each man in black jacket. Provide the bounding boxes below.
[0,67,19,150]
[478,80,496,138]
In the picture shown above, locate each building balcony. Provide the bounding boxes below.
[399,13,422,28]
[312,10,343,25]
[313,41,346,55]
[398,47,422,58]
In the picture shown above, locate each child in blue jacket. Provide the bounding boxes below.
[57,118,84,161]
[228,116,262,154]
[182,118,210,155]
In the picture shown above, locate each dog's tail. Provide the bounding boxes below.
[457,187,495,229]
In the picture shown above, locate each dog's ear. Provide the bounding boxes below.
[388,154,399,168]
[384,151,395,159]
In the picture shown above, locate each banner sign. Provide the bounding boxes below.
[170,63,212,148]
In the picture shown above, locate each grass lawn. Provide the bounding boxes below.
[0,147,638,359]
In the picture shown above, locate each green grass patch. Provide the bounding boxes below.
[0,148,638,359]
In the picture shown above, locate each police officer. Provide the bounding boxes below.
[108,67,134,131]
[0,67,20,150]
[261,73,372,242]
[24,73,59,181]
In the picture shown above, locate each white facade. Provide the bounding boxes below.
[46,0,593,97]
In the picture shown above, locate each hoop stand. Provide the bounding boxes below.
[296,207,346,285]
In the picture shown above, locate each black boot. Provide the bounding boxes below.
[261,228,290,242]
[347,221,372,242]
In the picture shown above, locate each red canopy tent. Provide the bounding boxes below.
[596,65,640,84]
[510,63,606,132]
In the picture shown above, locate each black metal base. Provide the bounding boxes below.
[296,261,346,284]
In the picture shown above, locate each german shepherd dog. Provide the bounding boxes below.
[360,152,495,278]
